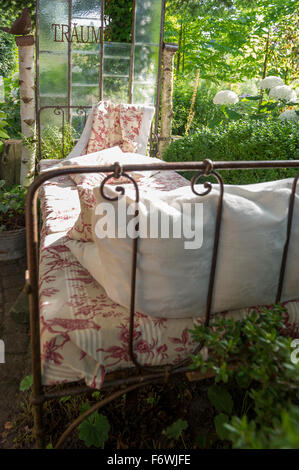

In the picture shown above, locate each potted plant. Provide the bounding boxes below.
[0,180,26,260]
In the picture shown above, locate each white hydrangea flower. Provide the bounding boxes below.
[269,85,298,103]
[213,90,239,105]
[259,75,284,90]
[288,89,298,103]
[278,109,299,123]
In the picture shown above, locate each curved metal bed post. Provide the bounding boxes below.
[25,176,45,449]
[25,160,299,448]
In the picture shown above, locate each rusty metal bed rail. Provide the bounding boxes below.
[25,159,299,448]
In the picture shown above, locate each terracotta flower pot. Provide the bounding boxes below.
[0,226,26,261]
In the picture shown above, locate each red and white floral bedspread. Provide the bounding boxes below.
[38,160,299,389]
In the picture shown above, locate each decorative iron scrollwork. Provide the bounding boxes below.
[99,162,140,203]
[191,158,223,197]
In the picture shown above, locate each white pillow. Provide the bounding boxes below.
[66,178,299,319]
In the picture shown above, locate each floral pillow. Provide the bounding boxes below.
[65,101,152,242]
[86,101,143,154]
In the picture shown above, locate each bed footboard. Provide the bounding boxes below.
[25,158,299,448]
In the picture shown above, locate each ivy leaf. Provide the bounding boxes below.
[78,409,110,448]
[208,385,233,414]
[165,419,188,440]
[214,413,230,440]
[19,374,33,392]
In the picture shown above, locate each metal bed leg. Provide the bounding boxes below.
[32,400,44,449]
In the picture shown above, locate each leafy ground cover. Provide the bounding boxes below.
[9,305,299,449]
[0,181,25,232]
[12,378,220,449]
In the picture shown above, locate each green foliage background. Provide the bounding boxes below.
[0,0,35,26]
[164,120,299,184]
[0,32,17,78]
[166,0,298,84]
[191,305,299,449]
[172,79,224,135]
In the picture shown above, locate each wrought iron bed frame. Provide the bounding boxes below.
[29,0,299,450]
[25,157,299,448]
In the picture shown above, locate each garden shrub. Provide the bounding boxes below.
[24,123,79,161]
[0,180,26,231]
[0,73,21,140]
[172,78,223,135]
[191,305,299,448]
[0,31,17,78]
[164,119,299,184]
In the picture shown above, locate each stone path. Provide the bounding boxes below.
[0,257,31,448]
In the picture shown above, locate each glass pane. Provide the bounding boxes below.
[72,50,100,85]
[103,76,129,103]
[135,0,162,45]
[71,84,99,105]
[38,0,162,114]
[72,0,102,19]
[103,42,131,77]
[133,44,158,104]
[39,51,68,97]
[39,0,69,52]
[39,105,67,130]
[133,84,155,105]
[134,44,158,82]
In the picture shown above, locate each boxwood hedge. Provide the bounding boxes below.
[163,119,299,185]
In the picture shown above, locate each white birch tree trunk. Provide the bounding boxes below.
[158,43,178,159]
[16,35,36,187]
